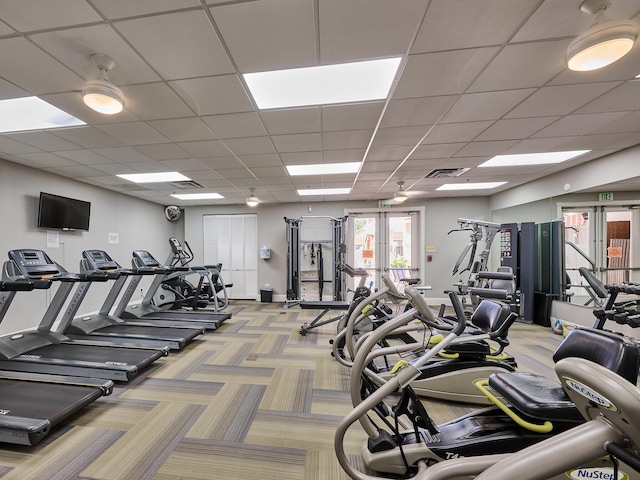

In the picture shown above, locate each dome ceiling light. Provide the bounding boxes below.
[567,0,637,71]
[246,188,260,207]
[82,54,125,114]
[394,181,408,203]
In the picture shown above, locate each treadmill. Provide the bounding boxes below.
[60,250,204,350]
[0,280,113,446]
[115,249,230,329]
[0,250,166,382]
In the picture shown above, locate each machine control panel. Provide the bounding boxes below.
[8,249,61,277]
[83,250,119,270]
[132,250,161,268]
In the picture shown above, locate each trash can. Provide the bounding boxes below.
[260,288,273,303]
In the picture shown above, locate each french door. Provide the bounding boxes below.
[563,204,638,302]
[346,208,423,292]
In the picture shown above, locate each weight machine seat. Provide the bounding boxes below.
[488,328,640,422]
[299,300,350,310]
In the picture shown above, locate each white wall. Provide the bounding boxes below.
[0,159,181,335]
[183,197,492,303]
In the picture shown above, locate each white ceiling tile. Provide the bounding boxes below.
[13,152,77,167]
[475,117,560,141]
[54,149,112,165]
[97,122,170,146]
[114,10,234,79]
[135,144,190,161]
[506,83,622,118]
[468,40,570,93]
[366,146,414,161]
[442,89,536,123]
[413,0,538,53]
[31,25,161,86]
[576,81,640,115]
[148,118,216,143]
[423,121,493,144]
[91,0,201,18]
[394,47,499,98]
[210,0,316,72]
[261,108,321,135]
[199,156,243,170]
[202,113,268,139]
[0,77,29,100]
[381,96,458,127]
[223,136,276,156]
[160,159,210,171]
[323,149,365,162]
[373,126,430,147]
[42,164,107,177]
[236,153,283,168]
[248,166,288,178]
[453,140,518,157]
[177,140,230,158]
[53,126,125,149]
[0,37,84,94]
[272,133,322,153]
[121,83,194,120]
[5,131,82,151]
[323,130,372,150]
[531,112,632,138]
[591,111,640,134]
[170,75,253,115]
[322,103,385,132]
[410,143,466,159]
[280,152,323,165]
[0,0,102,31]
[91,146,152,163]
[319,0,428,62]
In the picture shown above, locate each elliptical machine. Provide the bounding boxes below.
[153,238,231,312]
[334,286,640,479]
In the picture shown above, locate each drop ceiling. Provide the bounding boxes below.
[1,0,639,206]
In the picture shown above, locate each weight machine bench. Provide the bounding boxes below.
[298,300,351,335]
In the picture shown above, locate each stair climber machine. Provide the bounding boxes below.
[334,285,640,479]
[156,237,232,313]
[335,274,518,404]
[0,249,166,382]
[63,249,205,350]
[116,249,230,329]
[0,280,113,446]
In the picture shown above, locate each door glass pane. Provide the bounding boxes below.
[388,215,413,292]
[353,216,377,288]
[563,210,594,305]
[606,210,631,284]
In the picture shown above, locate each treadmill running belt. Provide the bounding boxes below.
[0,380,103,426]
[28,344,161,369]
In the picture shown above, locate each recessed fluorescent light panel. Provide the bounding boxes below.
[244,57,401,109]
[286,162,361,176]
[117,172,191,183]
[171,193,223,200]
[297,188,351,196]
[479,150,590,167]
[0,96,85,133]
[437,182,507,191]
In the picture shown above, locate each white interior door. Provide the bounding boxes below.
[203,214,257,299]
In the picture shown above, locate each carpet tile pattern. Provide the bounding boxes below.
[0,300,569,479]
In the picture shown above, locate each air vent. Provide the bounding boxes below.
[425,168,470,178]
[168,180,204,189]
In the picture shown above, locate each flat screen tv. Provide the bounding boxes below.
[37,192,91,231]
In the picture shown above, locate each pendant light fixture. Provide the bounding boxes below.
[82,54,125,114]
[567,0,637,71]
[246,188,260,207]
[394,181,408,203]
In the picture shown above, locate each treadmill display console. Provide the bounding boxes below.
[132,251,161,268]
[8,250,60,277]
[83,250,119,270]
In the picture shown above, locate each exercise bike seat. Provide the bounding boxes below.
[488,328,640,422]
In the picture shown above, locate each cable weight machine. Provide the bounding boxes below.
[285,216,347,303]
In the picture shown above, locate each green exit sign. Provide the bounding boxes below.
[599,192,613,201]
[378,200,391,208]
